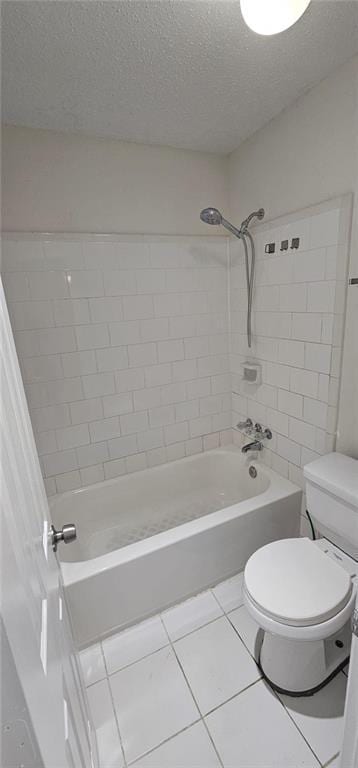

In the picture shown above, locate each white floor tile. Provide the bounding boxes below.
[86,679,124,768]
[81,577,348,768]
[206,680,320,767]
[132,722,221,767]
[229,604,262,660]
[279,673,347,766]
[162,591,223,642]
[80,643,106,687]
[211,572,244,612]
[174,616,260,715]
[110,646,199,764]
[102,615,169,674]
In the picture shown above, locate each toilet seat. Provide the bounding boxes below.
[244,538,352,628]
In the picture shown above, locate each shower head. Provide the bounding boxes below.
[200,207,242,238]
[200,207,265,238]
[200,208,223,226]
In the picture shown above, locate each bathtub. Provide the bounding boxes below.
[51,446,302,647]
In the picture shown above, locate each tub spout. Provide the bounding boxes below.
[241,440,263,453]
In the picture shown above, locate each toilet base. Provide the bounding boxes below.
[257,618,351,696]
[258,650,349,697]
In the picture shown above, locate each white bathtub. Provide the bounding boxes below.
[51,447,301,647]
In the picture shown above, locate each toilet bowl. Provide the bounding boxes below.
[243,537,357,695]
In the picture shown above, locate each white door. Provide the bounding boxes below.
[1,279,98,768]
[339,601,358,768]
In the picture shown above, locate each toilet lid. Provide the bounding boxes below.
[244,538,352,627]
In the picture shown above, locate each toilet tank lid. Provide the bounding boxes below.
[304,452,358,509]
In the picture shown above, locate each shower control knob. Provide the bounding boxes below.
[253,423,272,440]
[236,418,253,431]
[50,523,77,553]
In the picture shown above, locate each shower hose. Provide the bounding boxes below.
[241,229,255,348]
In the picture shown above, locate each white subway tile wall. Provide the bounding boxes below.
[2,236,231,493]
[231,197,351,536]
[2,197,350,512]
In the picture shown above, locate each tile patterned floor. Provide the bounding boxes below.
[80,572,347,768]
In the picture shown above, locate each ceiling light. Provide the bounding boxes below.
[240,0,311,36]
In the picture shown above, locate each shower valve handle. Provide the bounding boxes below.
[236,418,253,431]
[254,423,272,440]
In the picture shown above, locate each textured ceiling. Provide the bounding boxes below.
[2,1,358,154]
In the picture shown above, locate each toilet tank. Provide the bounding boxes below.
[304,452,358,561]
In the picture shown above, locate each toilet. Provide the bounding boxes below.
[243,452,358,696]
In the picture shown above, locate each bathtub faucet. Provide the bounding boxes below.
[241,440,263,454]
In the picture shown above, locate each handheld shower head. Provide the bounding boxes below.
[200,208,223,226]
[200,207,265,237]
[200,207,242,238]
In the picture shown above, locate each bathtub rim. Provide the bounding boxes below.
[50,444,265,507]
[51,447,301,586]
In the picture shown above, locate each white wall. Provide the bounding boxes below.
[228,56,358,224]
[2,235,231,494]
[229,55,358,458]
[1,126,228,235]
[230,198,351,512]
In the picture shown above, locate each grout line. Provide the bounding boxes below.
[85,674,107,690]
[161,611,225,644]
[322,753,340,768]
[272,684,324,767]
[226,608,262,665]
[84,573,339,768]
[99,640,127,768]
[178,581,330,767]
[102,639,170,677]
[209,573,245,614]
[159,614,202,713]
[159,614,225,768]
[209,586,228,613]
[126,717,203,767]
[212,592,245,616]
[200,718,225,768]
[203,677,262,719]
[158,612,269,765]
[99,640,109,676]
[105,671,128,768]
[84,670,127,767]
[87,579,245,682]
